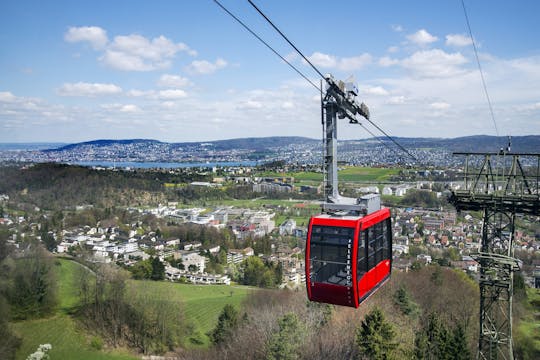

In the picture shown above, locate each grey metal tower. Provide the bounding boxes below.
[449,152,540,360]
[320,75,377,215]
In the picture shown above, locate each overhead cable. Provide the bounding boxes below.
[247,0,417,162]
[213,0,321,93]
[461,0,500,140]
[247,0,327,81]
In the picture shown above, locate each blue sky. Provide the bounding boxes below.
[1,0,539,143]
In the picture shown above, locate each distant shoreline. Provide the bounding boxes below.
[70,160,258,169]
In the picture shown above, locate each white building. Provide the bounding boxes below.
[181,251,206,273]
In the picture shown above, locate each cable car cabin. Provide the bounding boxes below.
[306,208,392,308]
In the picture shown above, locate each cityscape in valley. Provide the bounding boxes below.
[1,137,539,359]
[2,0,540,359]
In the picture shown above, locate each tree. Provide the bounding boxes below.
[450,323,471,360]
[150,257,165,281]
[8,245,57,319]
[209,304,239,345]
[394,285,419,317]
[267,313,304,360]
[356,307,397,360]
[414,312,453,360]
[130,260,152,280]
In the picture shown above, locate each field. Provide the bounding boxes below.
[12,258,254,359]
[127,281,254,347]
[13,259,137,360]
[258,166,398,183]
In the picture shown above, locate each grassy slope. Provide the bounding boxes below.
[13,259,253,358]
[13,259,136,360]
[256,166,398,183]
[127,281,253,348]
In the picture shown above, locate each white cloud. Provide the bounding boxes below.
[401,49,468,78]
[186,58,227,75]
[379,56,399,67]
[391,24,403,32]
[65,27,196,71]
[338,54,373,71]
[445,34,473,47]
[430,102,451,110]
[284,52,298,63]
[407,29,438,46]
[237,100,263,110]
[306,52,337,68]
[157,74,192,88]
[64,26,108,49]
[99,34,195,71]
[281,101,294,109]
[157,89,187,100]
[362,86,389,96]
[306,52,372,71]
[0,91,17,102]
[387,46,399,53]
[120,104,140,112]
[57,82,122,96]
[387,96,406,104]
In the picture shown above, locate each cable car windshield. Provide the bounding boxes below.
[309,225,354,286]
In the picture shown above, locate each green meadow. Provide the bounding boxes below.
[13,258,254,359]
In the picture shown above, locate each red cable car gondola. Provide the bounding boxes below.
[305,207,392,308]
[304,75,393,308]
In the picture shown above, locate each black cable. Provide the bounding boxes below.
[213,0,321,93]
[355,123,418,164]
[247,0,327,81]
[363,119,418,161]
[461,0,500,140]
[247,0,417,163]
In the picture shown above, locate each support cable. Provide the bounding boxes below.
[247,0,327,81]
[461,0,501,140]
[215,0,416,162]
[213,0,321,93]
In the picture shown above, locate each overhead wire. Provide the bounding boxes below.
[461,0,500,140]
[213,0,321,94]
[247,0,327,81]
[213,0,416,162]
[246,0,418,163]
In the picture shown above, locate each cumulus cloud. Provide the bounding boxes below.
[237,100,263,110]
[65,27,197,71]
[362,86,389,96]
[306,52,372,71]
[100,34,196,71]
[407,29,438,46]
[379,56,399,67]
[64,26,108,49]
[446,34,472,47]
[0,91,17,102]
[387,96,407,104]
[430,102,451,110]
[186,58,227,75]
[157,74,192,88]
[401,49,468,78]
[57,82,122,96]
[157,89,187,100]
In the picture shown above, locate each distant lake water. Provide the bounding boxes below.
[71,161,258,169]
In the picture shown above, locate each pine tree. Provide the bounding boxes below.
[150,257,165,281]
[267,313,304,360]
[450,323,471,360]
[356,307,397,360]
[210,304,239,344]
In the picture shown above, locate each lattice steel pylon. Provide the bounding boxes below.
[449,152,540,360]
